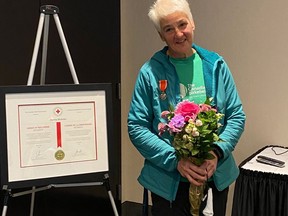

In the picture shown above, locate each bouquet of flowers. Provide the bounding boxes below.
[158,98,224,216]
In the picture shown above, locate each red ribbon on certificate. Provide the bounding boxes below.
[56,122,62,148]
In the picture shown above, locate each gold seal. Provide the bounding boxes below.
[55,149,65,160]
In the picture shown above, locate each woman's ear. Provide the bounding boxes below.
[191,20,196,31]
[158,31,165,42]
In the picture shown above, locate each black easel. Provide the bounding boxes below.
[1,5,119,216]
[1,174,119,216]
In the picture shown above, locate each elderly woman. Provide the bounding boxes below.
[127,0,246,215]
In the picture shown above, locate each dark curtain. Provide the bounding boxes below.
[232,146,288,216]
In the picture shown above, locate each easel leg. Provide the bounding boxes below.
[27,13,45,86]
[40,15,50,85]
[29,186,36,216]
[103,174,119,216]
[1,205,8,216]
[1,189,10,216]
[53,14,79,84]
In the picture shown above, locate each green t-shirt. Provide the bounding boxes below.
[170,52,206,104]
[170,52,207,182]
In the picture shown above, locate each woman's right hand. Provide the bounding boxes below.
[177,158,208,186]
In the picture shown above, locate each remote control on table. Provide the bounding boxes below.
[256,155,285,168]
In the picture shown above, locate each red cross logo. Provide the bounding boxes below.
[54,108,62,116]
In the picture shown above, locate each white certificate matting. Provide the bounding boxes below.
[5,90,109,182]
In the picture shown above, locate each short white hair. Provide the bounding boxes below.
[148,0,193,32]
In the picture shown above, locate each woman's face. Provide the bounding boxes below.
[159,11,195,58]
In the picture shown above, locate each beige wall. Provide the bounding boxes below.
[121,0,288,214]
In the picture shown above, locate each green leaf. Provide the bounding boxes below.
[205,152,215,160]
[191,149,199,156]
[204,97,213,105]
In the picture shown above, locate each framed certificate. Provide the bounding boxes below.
[0,83,113,189]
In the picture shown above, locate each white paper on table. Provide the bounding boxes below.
[241,146,288,175]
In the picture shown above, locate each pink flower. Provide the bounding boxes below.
[184,114,197,122]
[211,108,217,112]
[199,104,212,112]
[161,110,170,118]
[174,101,200,118]
[158,122,167,135]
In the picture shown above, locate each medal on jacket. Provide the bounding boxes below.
[159,80,167,100]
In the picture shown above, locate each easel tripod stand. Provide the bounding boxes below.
[1,174,119,216]
[27,5,79,85]
[1,5,119,216]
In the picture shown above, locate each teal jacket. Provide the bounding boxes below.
[127,44,246,201]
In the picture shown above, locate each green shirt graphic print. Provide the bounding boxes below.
[170,52,207,104]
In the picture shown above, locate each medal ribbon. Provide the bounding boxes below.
[56,122,62,148]
[159,80,167,92]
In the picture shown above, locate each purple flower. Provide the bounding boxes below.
[168,114,185,132]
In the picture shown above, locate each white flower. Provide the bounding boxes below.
[192,130,199,137]
[185,127,192,133]
[216,113,224,119]
[182,134,189,141]
[195,119,203,126]
[188,119,195,124]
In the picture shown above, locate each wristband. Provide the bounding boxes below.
[212,144,223,160]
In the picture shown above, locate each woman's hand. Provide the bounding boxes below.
[202,151,218,179]
[177,151,218,185]
[177,158,208,186]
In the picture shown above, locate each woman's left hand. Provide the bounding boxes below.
[202,151,218,179]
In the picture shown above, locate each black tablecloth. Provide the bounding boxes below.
[232,145,288,216]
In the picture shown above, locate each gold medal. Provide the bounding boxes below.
[55,149,65,160]
[160,93,167,100]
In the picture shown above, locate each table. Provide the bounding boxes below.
[232,145,288,216]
